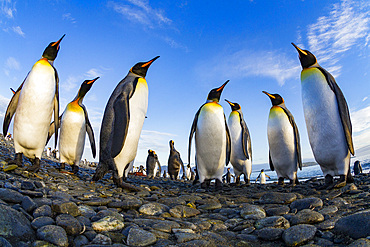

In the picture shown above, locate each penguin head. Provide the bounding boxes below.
[225,99,241,111]
[169,140,174,147]
[263,91,284,106]
[130,56,160,77]
[77,77,99,99]
[291,43,317,69]
[42,34,65,61]
[207,80,229,102]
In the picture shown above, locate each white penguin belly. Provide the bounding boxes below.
[59,108,86,165]
[228,113,252,178]
[267,107,297,180]
[195,103,226,183]
[301,68,349,176]
[114,80,148,177]
[14,60,56,159]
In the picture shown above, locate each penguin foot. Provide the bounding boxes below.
[113,176,142,192]
[346,170,354,184]
[318,175,334,190]
[278,177,285,185]
[72,165,79,174]
[236,176,241,186]
[27,158,40,172]
[244,178,250,185]
[215,179,223,190]
[8,153,23,167]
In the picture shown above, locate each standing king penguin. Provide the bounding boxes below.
[47,77,98,174]
[146,149,161,179]
[263,91,302,185]
[168,140,185,180]
[292,43,354,189]
[3,35,65,172]
[188,81,231,190]
[92,56,159,191]
[225,99,252,185]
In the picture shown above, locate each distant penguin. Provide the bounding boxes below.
[168,140,185,180]
[292,43,354,189]
[353,160,362,175]
[47,78,98,174]
[263,91,302,185]
[3,35,65,171]
[185,164,191,180]
[225,99,252,185]
[188,80,231,190]
[255,169,270,184]
[146,149,161,179]
[46,147,51,157]
[92,56,159,190]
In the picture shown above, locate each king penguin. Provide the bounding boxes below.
[188,80,231,190]
[146,149,161,179]
[263,91,302,185]
[292,43,354,189]
[47,77,98,174]
[92,56,159,191]
[3,35,65,172]
[168,140,185,180]
[225,99,252,185]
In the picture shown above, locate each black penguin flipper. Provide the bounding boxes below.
[188,104,205,165]
[269,151,275,171]
[111,93,130,158]
[3,81,24,136]
[239,111,251,160]
[46,115,61,145]
[82,105,96,158]
[53,68,60,149]
[224,114,231,166]
[317,67,354,155]
[281,106,302,170]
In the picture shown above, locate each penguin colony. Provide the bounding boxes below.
[2,36,355,191]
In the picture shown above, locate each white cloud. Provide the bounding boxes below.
[1,0,16,19]
[5,56,20,70]
[85,68,102,78]
[0,94,10,118]
[163,36,189,52]
[306,0,370,77]
[62,13,76,24]
[138,130,175,152]
[351,105,370,149]
[108,0,172,28]
[61,75,79,92]
[200,49,300,86]
[362,97,368,102]
[12,25,24,37]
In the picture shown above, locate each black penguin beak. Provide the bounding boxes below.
[52,34,66,49]
[291,43,307,58]
[262,91,275,99]
[141,56,160,68]
[87,77,100,85]
[216,80,229,92]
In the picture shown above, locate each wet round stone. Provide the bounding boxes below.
[256,227,284,240]
[265,205,290,216]
[108,198,143,209]
[196,199,222,210]
[348,238,370,247]
[21,196,37,213]
[178,195,202,203]
[33,205,52,218]
[139,203,169,216]
[318,205,338,215]
[91,209,124,222]
[169,205,200,218]
[290,209,324,225]
[255,216,290,229]
[92,216,125,232]
[83,198,113,206]
[127,228,157,246]
[51,200,80,217]
[334,210,370,239]
[175,232,202,243]
[152,221,181,233]
[282,224,317,246]
[31,216,55,229]
[0,188,24,203]
[73,235,89,247]
[290,197,323,211]
[37,225,68,247]
[259,192,297,204]
[21,180,36,190]
[56,214,83,236]
[91,233,112,245]
[0,237,12,247]
[78,205,96,218]
[158,197,186,207]
[240,204,266,220]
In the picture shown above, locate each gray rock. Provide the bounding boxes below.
[290,197,323,211]
[158,197,186,207]
[282,224,317,246]
[83,198,113,206]
[51,200,80,217]
[33,198,53,207]
[37,225,68,247]
[91,233,112,245]
[240,204,266,220]
[76,215,91,227]
[33,205,52,218]
[169,205,200,218]
[127,228,157,246]
[334,210,370,239]
[0,236,12,247]
[92,216,125,232]
[196,199,222,210]
[138,203,169,216]
[316,219,336,230]
[175,232,201,243]
[56,214,82,236]
[290,209,324,225]
[31,216,55,229]
[255,216,290,229]
[0,204,35,244]
[21,196,37,213]
[265,205,290,216]
[259,192,297,204]
[0,188,24,203]
[256,227,284,240]
[78,205,96,218]
[318,205,338,215]
[152,221,181,233]
[73,235,89,247]
[21,180,36,190]
[348,238,370,247]
[91,209,124,222]
[178,195,202,203]
[107,199,142,210]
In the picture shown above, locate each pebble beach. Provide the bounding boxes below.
[0,134,369,247]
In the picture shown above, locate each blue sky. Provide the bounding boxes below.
[0,0,369,169]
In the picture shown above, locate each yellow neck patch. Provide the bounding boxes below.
[67,101,83,113]
[137,78,148,90]
[301,67,324,81]
[269,106,284,118]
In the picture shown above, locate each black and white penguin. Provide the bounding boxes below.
[167,140,185,180]
[92,56,159,191]
[3,35,65,171]
[188,80,231,190]
[146,149,161,179]
[263,91,302,185]
[292,43,354,189]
